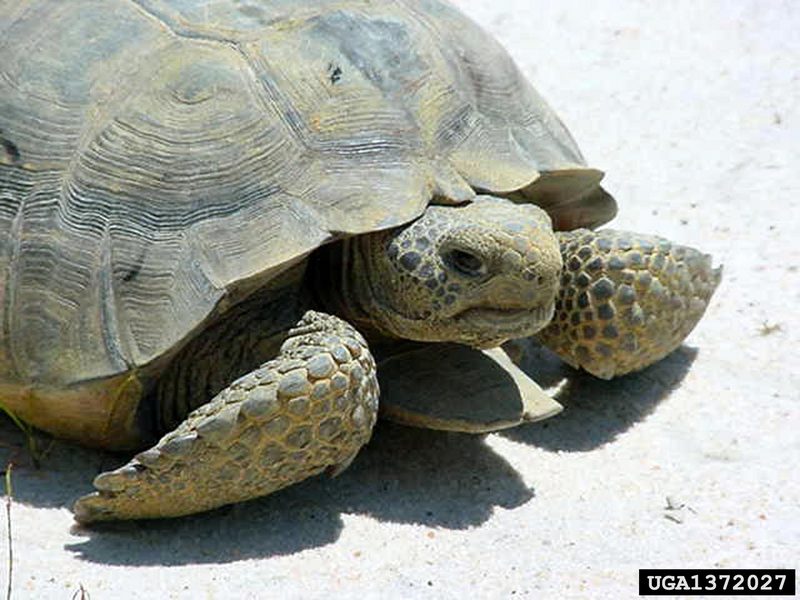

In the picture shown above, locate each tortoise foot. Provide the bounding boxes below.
[537,229,721,379]
[74,311,378,523]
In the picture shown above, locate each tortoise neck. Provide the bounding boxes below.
[307,239,389,341]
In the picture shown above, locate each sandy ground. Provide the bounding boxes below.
[1,1,798,598]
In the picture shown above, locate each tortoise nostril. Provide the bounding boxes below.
[443,249,486,278]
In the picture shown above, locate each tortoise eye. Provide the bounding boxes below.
[444,249,486,278]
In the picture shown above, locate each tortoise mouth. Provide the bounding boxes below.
[455,302,555,339]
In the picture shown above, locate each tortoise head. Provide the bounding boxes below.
[339,195,562,348]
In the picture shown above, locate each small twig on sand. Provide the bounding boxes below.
[71,583,91,600]
[663,495,697,524]
[758,321,782,336]
[4,463,13,600]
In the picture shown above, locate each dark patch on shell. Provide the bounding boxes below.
[1,131,21,164]
[121,265,141,283]
[328,63,343,84]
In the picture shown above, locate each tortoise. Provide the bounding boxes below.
[0,0,720,523]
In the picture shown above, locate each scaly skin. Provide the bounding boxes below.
[322,195,562,349]
[537,229,722,379]
[74,311,378,523]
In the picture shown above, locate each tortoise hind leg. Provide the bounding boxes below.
[536,229,721,379]
[73,311,378,523]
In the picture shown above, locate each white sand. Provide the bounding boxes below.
[1,1,798,598]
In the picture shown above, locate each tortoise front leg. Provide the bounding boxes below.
[536,229,721,379]
[73,311,378,523]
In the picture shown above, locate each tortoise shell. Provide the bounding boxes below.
[0,0,612,391]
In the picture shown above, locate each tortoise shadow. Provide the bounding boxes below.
[1,420,532,566]
[2,345,696,566]
[501,343,698,451]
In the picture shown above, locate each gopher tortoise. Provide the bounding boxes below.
[0,0,720,522]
